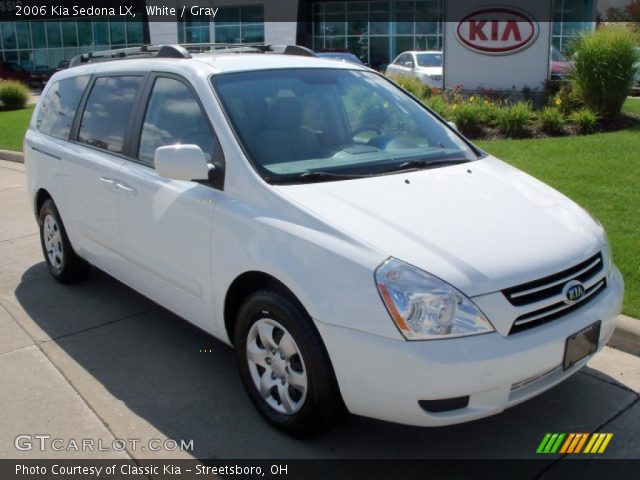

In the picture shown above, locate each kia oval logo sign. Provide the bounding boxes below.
[562,280,586,305]
[456,7,539,55]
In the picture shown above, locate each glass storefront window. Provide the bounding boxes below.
[214,26,240,43]
[553,0,594,53]
[213,5,265,44]
[46,22,62,48]
[30,22,47,49]
[77,22,93,47]
[1,16,143,68]
[94,21,109,46]
[62,22,78,47]
[242,24,265,44]
[1,23,17,50]
[313,1,444,68]
[16,23,30,49]
[110,22,125,46]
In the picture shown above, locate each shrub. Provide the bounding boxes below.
[478,99,500,124]
[493,102,533,137]
[551,84,581,114]
[0,80,29,110]
[539,107,566,135]
[450,101,483,135]
[388,73,434,99]
[423,95,451,120]
[570,107,598,134]
[570,26,640,117]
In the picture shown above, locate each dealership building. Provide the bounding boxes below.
[0,0,618,71]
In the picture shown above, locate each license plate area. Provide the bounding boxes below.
[563,321,601,370]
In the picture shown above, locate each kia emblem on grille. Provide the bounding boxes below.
[562,280,586,304]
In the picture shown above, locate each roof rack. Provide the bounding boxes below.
[69,43,316,67]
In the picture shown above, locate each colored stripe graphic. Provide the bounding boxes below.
[538,433,613,454]
[598,433,613,453]
[537,433,552,453]
[559,433,574,454]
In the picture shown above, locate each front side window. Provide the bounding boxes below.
[212,69,478,184]
[394,53,408,65]
[37,75,90,140]
[78,76,143,154]
[138,77,218,167]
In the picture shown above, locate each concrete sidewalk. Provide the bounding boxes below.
[0,159,638,469]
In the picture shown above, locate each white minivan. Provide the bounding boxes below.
[25,44,623,437]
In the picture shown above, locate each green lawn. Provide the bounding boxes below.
[476,128,640,319]
[0,106,34,152]
[623,97,640,115]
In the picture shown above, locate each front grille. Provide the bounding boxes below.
[504,253,606,334]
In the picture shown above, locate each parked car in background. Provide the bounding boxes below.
[0,61,32,86]
[56,60,70,71]
[385,51,443,88]
[30,65,56,88]
[316,51,364,65]
[550,47,572,81]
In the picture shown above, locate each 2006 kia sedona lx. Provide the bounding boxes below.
[24,44,623,436]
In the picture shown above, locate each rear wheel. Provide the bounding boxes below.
[234,290,342,437]
[38,198,89,283]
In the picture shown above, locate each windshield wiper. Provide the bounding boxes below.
[292,171,371,183]
[379,158,470,175]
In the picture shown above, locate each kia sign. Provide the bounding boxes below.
[456,7,540,55]
[444,0,551,92]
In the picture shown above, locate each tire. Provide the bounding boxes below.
[38,198,89,283]
[234,290,342,437]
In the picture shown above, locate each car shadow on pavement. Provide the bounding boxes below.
[14,262,638,460]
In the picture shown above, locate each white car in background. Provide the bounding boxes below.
[385,50,443,88]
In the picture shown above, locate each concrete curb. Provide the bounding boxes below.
[609,315,640,357]
[0,149,24,164]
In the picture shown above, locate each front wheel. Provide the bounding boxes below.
[234,290,342,437]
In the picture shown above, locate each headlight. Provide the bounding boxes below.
[375,258,494,340]
[427,74,442,80]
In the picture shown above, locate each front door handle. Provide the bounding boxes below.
[116,182,137,195]
[99,177,117,190]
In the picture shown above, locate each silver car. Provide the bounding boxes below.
[385,50,443,88]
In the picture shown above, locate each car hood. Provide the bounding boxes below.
[276,157,603,297]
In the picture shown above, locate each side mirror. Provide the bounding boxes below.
[154,144,212,181]
[403,61,415,69]
[447,121,458,131]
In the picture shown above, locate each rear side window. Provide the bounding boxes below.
[138,77,217,166]
[78,76,143,154]
[37,75,89,140]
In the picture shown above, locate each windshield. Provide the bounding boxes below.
[416,53,443,67]
[211,69,478,184]
[317,53,364,64]
[551,48,568,63]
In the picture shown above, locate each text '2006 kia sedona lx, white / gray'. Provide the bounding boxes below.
[24,44,623,437]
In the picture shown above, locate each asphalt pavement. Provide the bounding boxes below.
[0,159,638,470]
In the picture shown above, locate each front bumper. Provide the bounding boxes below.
[315,267,623,427]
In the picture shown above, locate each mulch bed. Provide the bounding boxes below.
[462,113,640,141]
